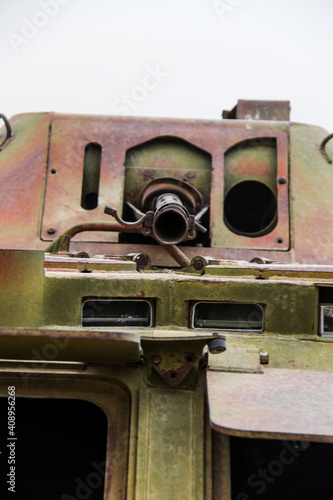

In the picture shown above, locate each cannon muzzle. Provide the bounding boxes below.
[104,178,207,246]
[152,193,194,245]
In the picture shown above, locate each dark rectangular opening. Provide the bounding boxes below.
[319,305,333,336]
[0,398,107,500]
[81,142,102,210]
[318,287,333,336]
[192,302,263,330]
[82,299,152,327]
[230,436,333,500]
[318,286,333,303]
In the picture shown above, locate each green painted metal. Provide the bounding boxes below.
[1,102,333,499]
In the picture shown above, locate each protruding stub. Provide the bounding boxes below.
[250,257,274,264]
[152,193,193,245]
[105,192,207,246]
[260,351,269,364]
[191,256,210,271]
[131,253,151,271]
[152,354,162,365]
[222,100,290,121]
[208,337,227,355]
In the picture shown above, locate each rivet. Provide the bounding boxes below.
[152,354,162,365]
[193,259,204,270]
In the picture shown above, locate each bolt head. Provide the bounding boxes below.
[193,259,204,270]
[152,354,162,364]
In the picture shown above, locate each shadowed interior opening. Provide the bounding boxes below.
[81,143,102,210]
[224,180,277,237]
[230,436,332,500]
[154,210,188,244]
[0,398,107,500]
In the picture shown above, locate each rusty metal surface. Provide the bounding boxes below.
[1,248,326,340]
[207,368,333,441]
[1,109,333,264]
[45,221,141,253]
[40,114,290,251]
[0,327,140,362]
[0,113,50,248]
[41,118,127,242]
[4,103,333,499]
[208,346,263,374]
[162,243,191,267]
[223,100,290,121]
[139,176,203,212]
[211,128,289,250]
[44,254,138,272]
[142,337,223,388]
[44,241,294,266]
[151,350,198,386]
[135,373,206,500]
[291,123,333,264]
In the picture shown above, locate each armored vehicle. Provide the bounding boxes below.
[0,100,332,499]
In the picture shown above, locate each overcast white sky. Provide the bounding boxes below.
[1,0,332,130]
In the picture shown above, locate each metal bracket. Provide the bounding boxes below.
[151,350,198,386]
[143,336,227,388]
[207,345,266,374]
[125,253,152,271]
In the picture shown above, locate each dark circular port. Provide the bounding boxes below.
[224,181,277,237]
[153,210,188,245]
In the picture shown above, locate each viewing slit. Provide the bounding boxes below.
[81,142,102,210]
[82,299,152,327]
[193,302,264,330]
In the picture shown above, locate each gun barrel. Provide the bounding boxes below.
[152,194,192,245]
